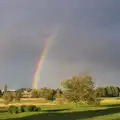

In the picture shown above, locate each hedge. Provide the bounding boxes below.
[8,105,41,114]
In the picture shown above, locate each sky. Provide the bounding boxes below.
[0,0,120,89]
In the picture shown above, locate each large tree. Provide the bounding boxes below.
[39,88,56,101]
[61,74,99,107]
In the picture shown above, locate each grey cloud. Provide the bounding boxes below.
[0,0,120,88]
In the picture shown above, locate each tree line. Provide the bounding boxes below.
[96,86,120,97]
[0,73,120,107]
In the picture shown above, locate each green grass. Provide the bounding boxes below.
[0,98,120,120]
[0,99,50,104]
[19,99,50,103]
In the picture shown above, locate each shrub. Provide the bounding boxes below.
[8,106,18,114]
[32,105,38,111]
[23,106,29,112]
[23,105,37,112]
[18,105,25,113]
[33,107,41,111]
[47,97,56,101]
[29,105,37,111]
[36,107,41,111]
[8,105,41,114]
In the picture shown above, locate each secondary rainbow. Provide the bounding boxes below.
[32,34,56,89]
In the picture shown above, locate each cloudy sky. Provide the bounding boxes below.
[0,0,120,89]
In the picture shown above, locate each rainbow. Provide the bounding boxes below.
[32,34,56,89]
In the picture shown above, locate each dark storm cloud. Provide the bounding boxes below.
[0,0,120,88]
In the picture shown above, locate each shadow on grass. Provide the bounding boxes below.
[42,108,70,113]
[102,103,120,108]
[0,108,7,113]
[3,106,120,120]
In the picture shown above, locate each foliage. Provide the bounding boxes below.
[55,89,64,104]
[61,74,98,107]
[14,91,22,102]
[17,88,32,93]
[31,89,39,98]
[96,86,120,97]
[47,89,56,101]
[8,105,41,114]
[95,87,107,97]
[55,88,63,98]
[4,84,8,94]
[3,92,14,105]
[39,88,56,101]
[36,107,41,111]
[18,106,24,113]
[8,105,19,114]
[21,105,40,112]
[0,90,3,98]
[24,105,34,112]
[2,98,120,120]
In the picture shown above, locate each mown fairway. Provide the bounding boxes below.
[0,98,120,120]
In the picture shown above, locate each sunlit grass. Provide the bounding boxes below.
[0,97,120,120]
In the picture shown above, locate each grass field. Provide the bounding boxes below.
[0,98,120,120]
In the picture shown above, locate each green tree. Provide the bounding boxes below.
[55,89,64,104]
[95,87,107,97]
[31,89,39,98]
[3,92,14,105]
[61,74,99,107]
[110,86,119,97]
[55,88,63,98]
[47,89,56,101]
[95,86,120,97]
[39,88,56,101]
[4,84,7,94]
[106,87,113,97]
[14,91,22,102]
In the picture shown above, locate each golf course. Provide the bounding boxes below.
[0,0,120,120]
[0,97,120,120]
